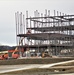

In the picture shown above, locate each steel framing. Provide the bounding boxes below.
[15,10,74,56]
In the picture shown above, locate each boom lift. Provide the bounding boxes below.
[12,29,31,59]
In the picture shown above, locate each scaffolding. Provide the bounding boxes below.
[15,10,74,56]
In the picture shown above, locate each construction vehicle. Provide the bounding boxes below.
[12,48,19,59]
[0,54,5,60]
[12,29,31,59]
[12,37,25,59]
[0,51,8,60]
[0,36,25,60]
[12,47,24,59]
[41,51,52,58]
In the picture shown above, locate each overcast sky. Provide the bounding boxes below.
[0,0,74,46]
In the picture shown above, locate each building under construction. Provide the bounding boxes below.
[15,10,74,57]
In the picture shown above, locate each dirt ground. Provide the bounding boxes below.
[1,65,74,75]
[0,58,74,75]
[0,68,74,75]
[0,57,74,65]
